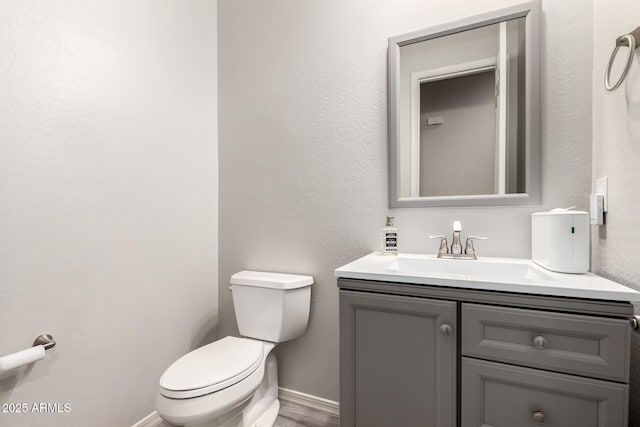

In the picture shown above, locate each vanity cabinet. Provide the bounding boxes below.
[339,290,457,427]
[338,278,633,427]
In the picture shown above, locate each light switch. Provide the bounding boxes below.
[596,176,608,212]
[590,194,604,225]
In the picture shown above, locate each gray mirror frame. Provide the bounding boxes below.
[388,1,540,208]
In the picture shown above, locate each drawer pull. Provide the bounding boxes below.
[440,324,453,336]
[532,410,546,424]
[533,335,547,349]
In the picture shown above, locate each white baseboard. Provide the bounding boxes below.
[131,410,164,427]
[132,389,340,427]
[278,387,340,418]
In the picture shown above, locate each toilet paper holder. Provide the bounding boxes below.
[0,334,56,373]
[32,334,56,350]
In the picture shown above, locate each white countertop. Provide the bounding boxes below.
[335,253,640,302]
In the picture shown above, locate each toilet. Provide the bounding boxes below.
[155,271,313,427]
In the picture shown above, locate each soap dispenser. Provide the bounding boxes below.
[380,216,398,255]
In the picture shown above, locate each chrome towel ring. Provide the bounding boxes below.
[605,26,640,91]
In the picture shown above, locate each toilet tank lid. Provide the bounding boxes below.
[230,271,313,289]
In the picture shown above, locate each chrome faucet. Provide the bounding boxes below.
[464,236,486,258]
[429,221,486,259]
[451,220,463,254]
[428,235,449,256]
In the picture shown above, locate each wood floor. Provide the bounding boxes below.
[156,397,339,427]
[273,414,318,427]
[158,416,309,427]
[158,417,311,427]
[277,399,338,427]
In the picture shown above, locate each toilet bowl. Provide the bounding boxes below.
[156,337,278,427]
[156,271,313,427]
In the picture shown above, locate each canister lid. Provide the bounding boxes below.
[532,209,588,216]
[230,271,313,289]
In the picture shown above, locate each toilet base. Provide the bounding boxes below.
[213,352,279,427]
[191,399,279,427]
[251,399,279,427]
[171,351,280,427]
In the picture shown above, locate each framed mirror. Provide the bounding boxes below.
[388,1,540,207]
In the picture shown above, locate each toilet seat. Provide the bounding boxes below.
[159,336,264,399]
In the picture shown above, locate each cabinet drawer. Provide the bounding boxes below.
[461,358,628,427]
[461,303,630,382]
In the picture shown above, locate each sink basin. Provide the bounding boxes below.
[386,255,555,282]
[334,253,640,301]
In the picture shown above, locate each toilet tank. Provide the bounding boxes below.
[230,271,313,343]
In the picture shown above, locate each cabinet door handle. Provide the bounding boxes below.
[532,410,546,424]
[533,335,547,349]
[440,324,453,335]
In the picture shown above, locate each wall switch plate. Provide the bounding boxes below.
[590,194,604,225]
[596,176,608,212]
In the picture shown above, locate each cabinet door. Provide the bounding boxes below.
[340,290,456,427]
[461,358,628,427]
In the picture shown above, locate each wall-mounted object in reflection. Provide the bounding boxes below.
[605,26,640,91]
[426,116,444,126]
[388,1,540,207]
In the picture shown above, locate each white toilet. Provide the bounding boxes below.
[156,271,313,427]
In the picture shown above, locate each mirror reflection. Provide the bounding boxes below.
[399,18,526,198]
[388,2,540,208]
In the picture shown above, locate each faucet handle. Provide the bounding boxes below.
[465,236,487,257]
[429,235,449,255]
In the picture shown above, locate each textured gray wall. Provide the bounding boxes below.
[218,0,593,401]
[0,1,218,425]
[591,0,640,423]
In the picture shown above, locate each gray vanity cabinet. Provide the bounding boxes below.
[339,290,457,427]
[338,278,634,427]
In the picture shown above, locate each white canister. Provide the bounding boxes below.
[531,210,589,274]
